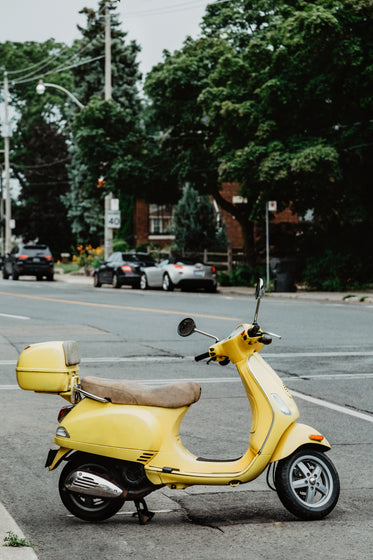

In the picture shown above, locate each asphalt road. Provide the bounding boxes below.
[0,277,372,560]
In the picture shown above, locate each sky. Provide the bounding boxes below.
[0,0,213,77]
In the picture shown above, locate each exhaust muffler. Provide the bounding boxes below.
[65,470,124,499]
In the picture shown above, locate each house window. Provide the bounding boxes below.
[149,204,173,235]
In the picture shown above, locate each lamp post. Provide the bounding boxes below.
[36,80,85,110]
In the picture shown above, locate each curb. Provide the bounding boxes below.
[55,273,373,304]
[0,502,38,559]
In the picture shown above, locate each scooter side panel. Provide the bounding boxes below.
[55,398,163,451]
[269,422,331,463]
[53,398,190,462]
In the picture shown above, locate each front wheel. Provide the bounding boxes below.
[275,447,340,520]
[59,453,125,522]
[162,273,174,291]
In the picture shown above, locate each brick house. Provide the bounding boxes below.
[134,183,299,253]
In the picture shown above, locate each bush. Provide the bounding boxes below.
[113,238,130,252]
[303,250,370,291]
[74,245,104,274]
[218,265,264,287]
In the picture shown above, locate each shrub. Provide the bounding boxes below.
[218,265,264,287]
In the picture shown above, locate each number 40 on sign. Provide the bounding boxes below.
[106,210,121,229]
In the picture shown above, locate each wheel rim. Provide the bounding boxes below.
[140,274,147,289]
[61,461,120,514]
[288,453,334,509]
[162,275,169,290]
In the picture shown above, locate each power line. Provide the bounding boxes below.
[125,0,231,18]
[5,47,71,76]
[10,55,105,85]
[3,42,92,86]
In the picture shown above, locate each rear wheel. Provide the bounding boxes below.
[12,269,19,280]
[205,283,217,293]
[59,453,125,522]
[275,447,340,520]
[162,273,174,291]
[93,273,102,287]
[112,273,121,288]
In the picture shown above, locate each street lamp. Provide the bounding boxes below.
[36,80,85,110]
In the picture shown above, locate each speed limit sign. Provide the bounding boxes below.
[106,210,121,229]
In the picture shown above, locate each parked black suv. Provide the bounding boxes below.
[93,252,156,288]
[3,244,54,281]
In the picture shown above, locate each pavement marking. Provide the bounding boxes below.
[0,290,239,322]
[290,389,373,423]
[0,312,30,320]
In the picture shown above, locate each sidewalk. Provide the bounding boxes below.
[0,502,38,559]
[55,270,373,304]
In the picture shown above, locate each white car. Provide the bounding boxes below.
[140,257,217,292]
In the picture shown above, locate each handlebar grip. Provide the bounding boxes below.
[259,335,272,345]
[195,352,210,362]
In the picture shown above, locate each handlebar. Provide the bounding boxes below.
[195,352,210,362]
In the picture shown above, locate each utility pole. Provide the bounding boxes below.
[3,72,12,255]
[105,6,112,102]
[104,5,113,260]
[266,201,277,289]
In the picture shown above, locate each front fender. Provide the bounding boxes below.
[270,423,330,463]
[45,446,72,470]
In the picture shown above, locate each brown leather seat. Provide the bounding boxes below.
[81,376,201,408]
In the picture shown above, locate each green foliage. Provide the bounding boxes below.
[218,265,264,287]
[113,238,130,252]
[63,0,144,245]
[0,40,76,255]
[172,185,227,252]
[3,531,33,548]
[145,0,373,282]
[303,250,371,291]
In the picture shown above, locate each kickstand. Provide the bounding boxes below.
[133,498,155,525]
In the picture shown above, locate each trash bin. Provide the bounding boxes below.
[271,258,297,292]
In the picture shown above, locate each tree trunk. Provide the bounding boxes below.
[212,186,257,268]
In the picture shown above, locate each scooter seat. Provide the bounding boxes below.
[80,376,201,408]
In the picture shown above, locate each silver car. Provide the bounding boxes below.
[140,257,217,292]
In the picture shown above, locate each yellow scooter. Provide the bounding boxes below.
[16,279,339,524]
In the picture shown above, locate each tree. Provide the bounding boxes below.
[144,0,373,281]
[173,185,226,252]
[63,0,144,246]
[0,40,76,256]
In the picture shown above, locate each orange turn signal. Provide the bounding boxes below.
[309,434,324,441]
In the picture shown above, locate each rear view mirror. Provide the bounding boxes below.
[177,318,196,337]
[255,278,265,300]
[253,278,265,323]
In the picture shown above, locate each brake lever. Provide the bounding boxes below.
[261,330,282,340]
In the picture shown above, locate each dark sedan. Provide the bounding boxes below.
[3,243,54,281]
[93,252,156,289]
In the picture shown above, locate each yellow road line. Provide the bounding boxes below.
[0,291,239,322]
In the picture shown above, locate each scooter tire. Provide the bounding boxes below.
[275,447,340,520]
[58,453,125,522]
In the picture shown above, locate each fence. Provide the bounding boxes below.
[148,247,246,274]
